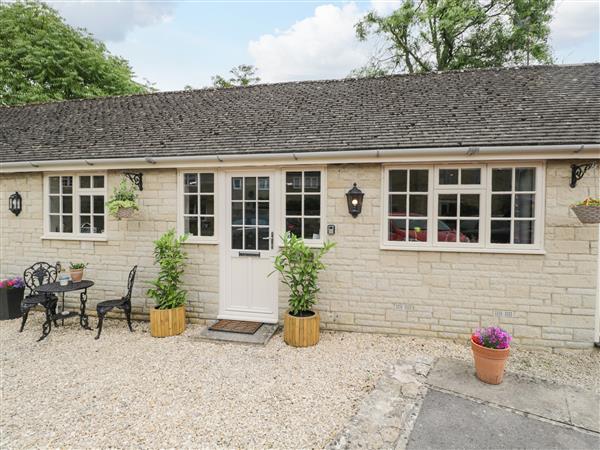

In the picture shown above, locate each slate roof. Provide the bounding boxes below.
[1,64,599,164]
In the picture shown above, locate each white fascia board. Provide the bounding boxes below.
[1,144,599,173]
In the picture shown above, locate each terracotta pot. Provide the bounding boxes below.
[150,305,186,337]
[284,310,320,347]
[70,269,84,283]
[471,338,510,385]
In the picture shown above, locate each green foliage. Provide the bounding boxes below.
[355,0,554,76]
[147,229,189,310]
[271,233,335,316]
[69,262,87,270]
[575,197,600,207]
[107,179,139,217]
[212,64,260,88]
[0,0,149,106]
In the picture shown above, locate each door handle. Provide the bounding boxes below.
[239,251,260,257]
[261,232,274,249]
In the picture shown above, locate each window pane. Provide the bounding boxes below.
[461,168,481,185]
[515,168,535,191]
[231,202,243,225]
[244,227,256,250]
[514,220,534,244]
[232,178,243,200]
[460,220,479,243]
[200,195,214,215]
[492,169,512,191]
[62,177,73,194]
[286,172,302,192]
[437,219,457,242]
[286,195,302,216]
[80,196,91,214]
[389,170,407,192]
[93,176,104,188]
[185,195,198,214]
[244,177,256,200]
[50,215,60,232]
[80,216,91,233]
[491,194,511,218]
[304,219,320,239]
[79,176,91,189]
[244,202,256,225]
[200,173,214,193]
[62,196,72,214]
[232,227,243,249]
[438,194,457,217]
[388,219,406,241]
[257,177,269,200]
[491,220,511,243]
[258,227,269,250]
[439,169,458,185]
[304,172,321,192]
[409,195,427,217]
[286,218,301,237]
[184,174,198,193]
[93,215,105,234]
[50,196,60,213]
[93,195,104,214]
[460,194,479,217]
[49,177,60,194]
[185,217,198,236]
[409,170,428,192]
[62,215,73,233]
[304,195,320,216]
[200,217,214,236]
[389,194,407,216]
[515,194,535,218]
[408,220,427,242]
[258,202,269,226]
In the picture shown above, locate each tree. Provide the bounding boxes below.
[0,1,149,106]
[354,0,554,76]
[211,64,260,88]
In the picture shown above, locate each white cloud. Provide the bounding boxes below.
[49,1,175,42]
[248,3,372,82]
[370,0,402,15]
[551,0,599,42]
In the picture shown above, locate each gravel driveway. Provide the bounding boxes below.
[1,313,598,449]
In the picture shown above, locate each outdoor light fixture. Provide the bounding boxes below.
[346,183,364,218]
[8,192,22,216]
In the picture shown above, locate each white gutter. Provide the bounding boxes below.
[1,144,599,173]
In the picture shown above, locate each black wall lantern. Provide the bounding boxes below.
[8,192,22,216]
[346,183,364,218]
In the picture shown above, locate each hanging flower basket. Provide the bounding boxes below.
[116,207,136,219]
[571,198,600,224]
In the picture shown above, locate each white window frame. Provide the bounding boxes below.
[381,162,545,253]
[43,172,107,241]
[177,170,219,244]
[280,166,327,247]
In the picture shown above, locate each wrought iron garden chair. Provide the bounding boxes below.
[20,262,59,335]
[95,266,137,339]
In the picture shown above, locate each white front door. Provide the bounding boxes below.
[219,171,279,323]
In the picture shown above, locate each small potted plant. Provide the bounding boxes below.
[271,233,335,347]
[471,326,512,385]
[69,262,87,282]
[107,178,139,219]
[0,276,25,320]
[147,229,189,337]
[571,197,600,224]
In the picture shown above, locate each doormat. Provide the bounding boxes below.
[209,320,263,335]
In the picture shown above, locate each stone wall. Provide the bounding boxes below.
[1,160,597,348]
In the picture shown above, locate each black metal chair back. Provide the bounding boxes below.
[23,262,58,296]
[124,266,137,302]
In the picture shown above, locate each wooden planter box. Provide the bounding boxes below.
[284,311,320,347]
[0,287,24,321]
[150,305,186,337]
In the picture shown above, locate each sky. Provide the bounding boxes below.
[48,0,600,91]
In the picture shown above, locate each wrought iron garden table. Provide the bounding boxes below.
[35,280,94,341]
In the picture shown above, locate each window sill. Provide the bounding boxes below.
[380,244,545,255]
[41,234,107,242]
